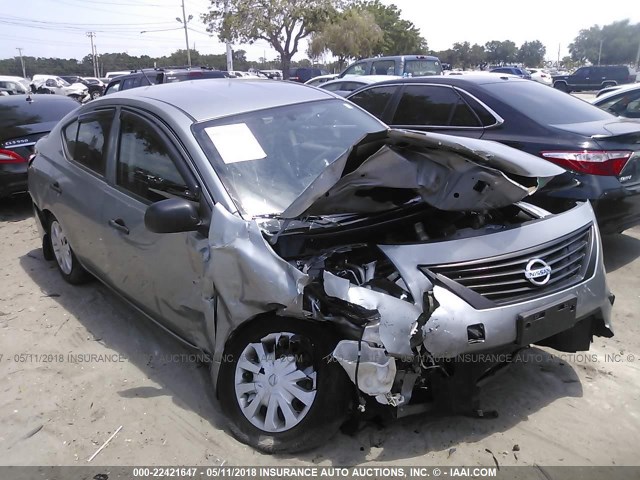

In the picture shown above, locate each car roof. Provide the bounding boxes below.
[94,78,337,122]
[354,74,529,88]
[323,75,402,86]
[593,83,640,104]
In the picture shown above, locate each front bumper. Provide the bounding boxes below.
[378,202,613,359]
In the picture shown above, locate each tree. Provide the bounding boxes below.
[484,40,517,65]
[469,43,486,68]
[570,19,640,65]
[202,0,339,79]
[358,0,427,55]
[518,40,546,67]
[309,9,382,70]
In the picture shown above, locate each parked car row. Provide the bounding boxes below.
[3,57,637,455]
[344,74,640,234]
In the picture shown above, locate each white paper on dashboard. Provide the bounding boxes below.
[204,123,267,164]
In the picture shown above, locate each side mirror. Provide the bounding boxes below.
[144,198,200,233]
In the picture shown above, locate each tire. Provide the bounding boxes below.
[217,317,352,453]
[554,82,568,92]
[48,216,91,285]
[91,91,101,100]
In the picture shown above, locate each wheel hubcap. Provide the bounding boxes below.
[50,221,73,275]
[234,332,317,433]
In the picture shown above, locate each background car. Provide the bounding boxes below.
[287,67,328,83]
[60,75,105,100]
[528,68,553,85]
[30,75,89,102]
[316,75,402,96]
[553,65,637,92]
[104,66,227,94]
[339,54,443,78]
[0,75,31,95]
[304,73,338,86]
[1,94,78,198]
[28,79,613,454]
[592,83,640,121]
[346,74,640,233]
[489,66,532,79]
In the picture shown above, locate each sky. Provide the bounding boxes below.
[0,0,638,66]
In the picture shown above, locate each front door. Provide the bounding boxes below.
[100,108,210,346]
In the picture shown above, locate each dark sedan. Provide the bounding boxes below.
[1,94,78,198]
[347,75,640,233]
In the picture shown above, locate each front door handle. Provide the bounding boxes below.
[50,182,62,194]
[108,218,129,235]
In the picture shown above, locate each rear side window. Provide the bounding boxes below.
[348,86,396,119]
[392,85,460,126]
[62,109,115,176]
[457,90,498,126]
[481,81,613,124]
[372,60,395,75]
[116,111,192,203]
[597,90,640,118]
[121,77,137,90]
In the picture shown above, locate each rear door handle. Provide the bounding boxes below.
[50,182,62,194]
[108,218,129,235]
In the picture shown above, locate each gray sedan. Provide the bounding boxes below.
[28,79,614,453]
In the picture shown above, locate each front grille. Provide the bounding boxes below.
[424,224,593,306]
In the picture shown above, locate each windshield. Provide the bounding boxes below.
[194,99,386,217]
[481,81,613,125]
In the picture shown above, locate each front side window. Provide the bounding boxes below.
[392,85,461,126]
[348,86,397,119]
[62,109,115,176]
[597,90,640,118]
[104,81,121,95]
[121,77,137,90]
[343,62,367,76]
[194,99,386,217]
[116,111,192,203]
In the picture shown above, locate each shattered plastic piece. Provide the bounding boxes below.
[332,340,396,396]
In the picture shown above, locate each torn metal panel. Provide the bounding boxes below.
[205,203,311,383]
[323,271,421,357]
[332,340,396,396]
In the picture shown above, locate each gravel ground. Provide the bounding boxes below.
[1,195,639,467]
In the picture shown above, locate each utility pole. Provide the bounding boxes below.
[177,0,192,67]
[16,47,26,78]
[598,39,603,66]
[557,43,560,68]
[635,39,640,70]
[94,44,100,77]
[224,0,233,71]
[87,32,97,77]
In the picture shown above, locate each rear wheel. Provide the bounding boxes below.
[554,81,568,92]
[217,318,352,453]
[91,91,101,100]
[49,216,91,284]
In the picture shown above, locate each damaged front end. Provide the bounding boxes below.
[207,129,614,418]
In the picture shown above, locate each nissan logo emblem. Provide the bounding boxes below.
[524,258,552,286]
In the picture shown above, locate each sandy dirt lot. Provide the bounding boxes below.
[1,195,639,467]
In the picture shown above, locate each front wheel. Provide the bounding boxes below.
[91,91,101,100]
[217,318,352,453]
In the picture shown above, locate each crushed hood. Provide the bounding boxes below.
[281,129,564,219]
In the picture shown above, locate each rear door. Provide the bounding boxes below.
[48,109,115,272]
[387,84,485,138]
[100,108,209,344]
